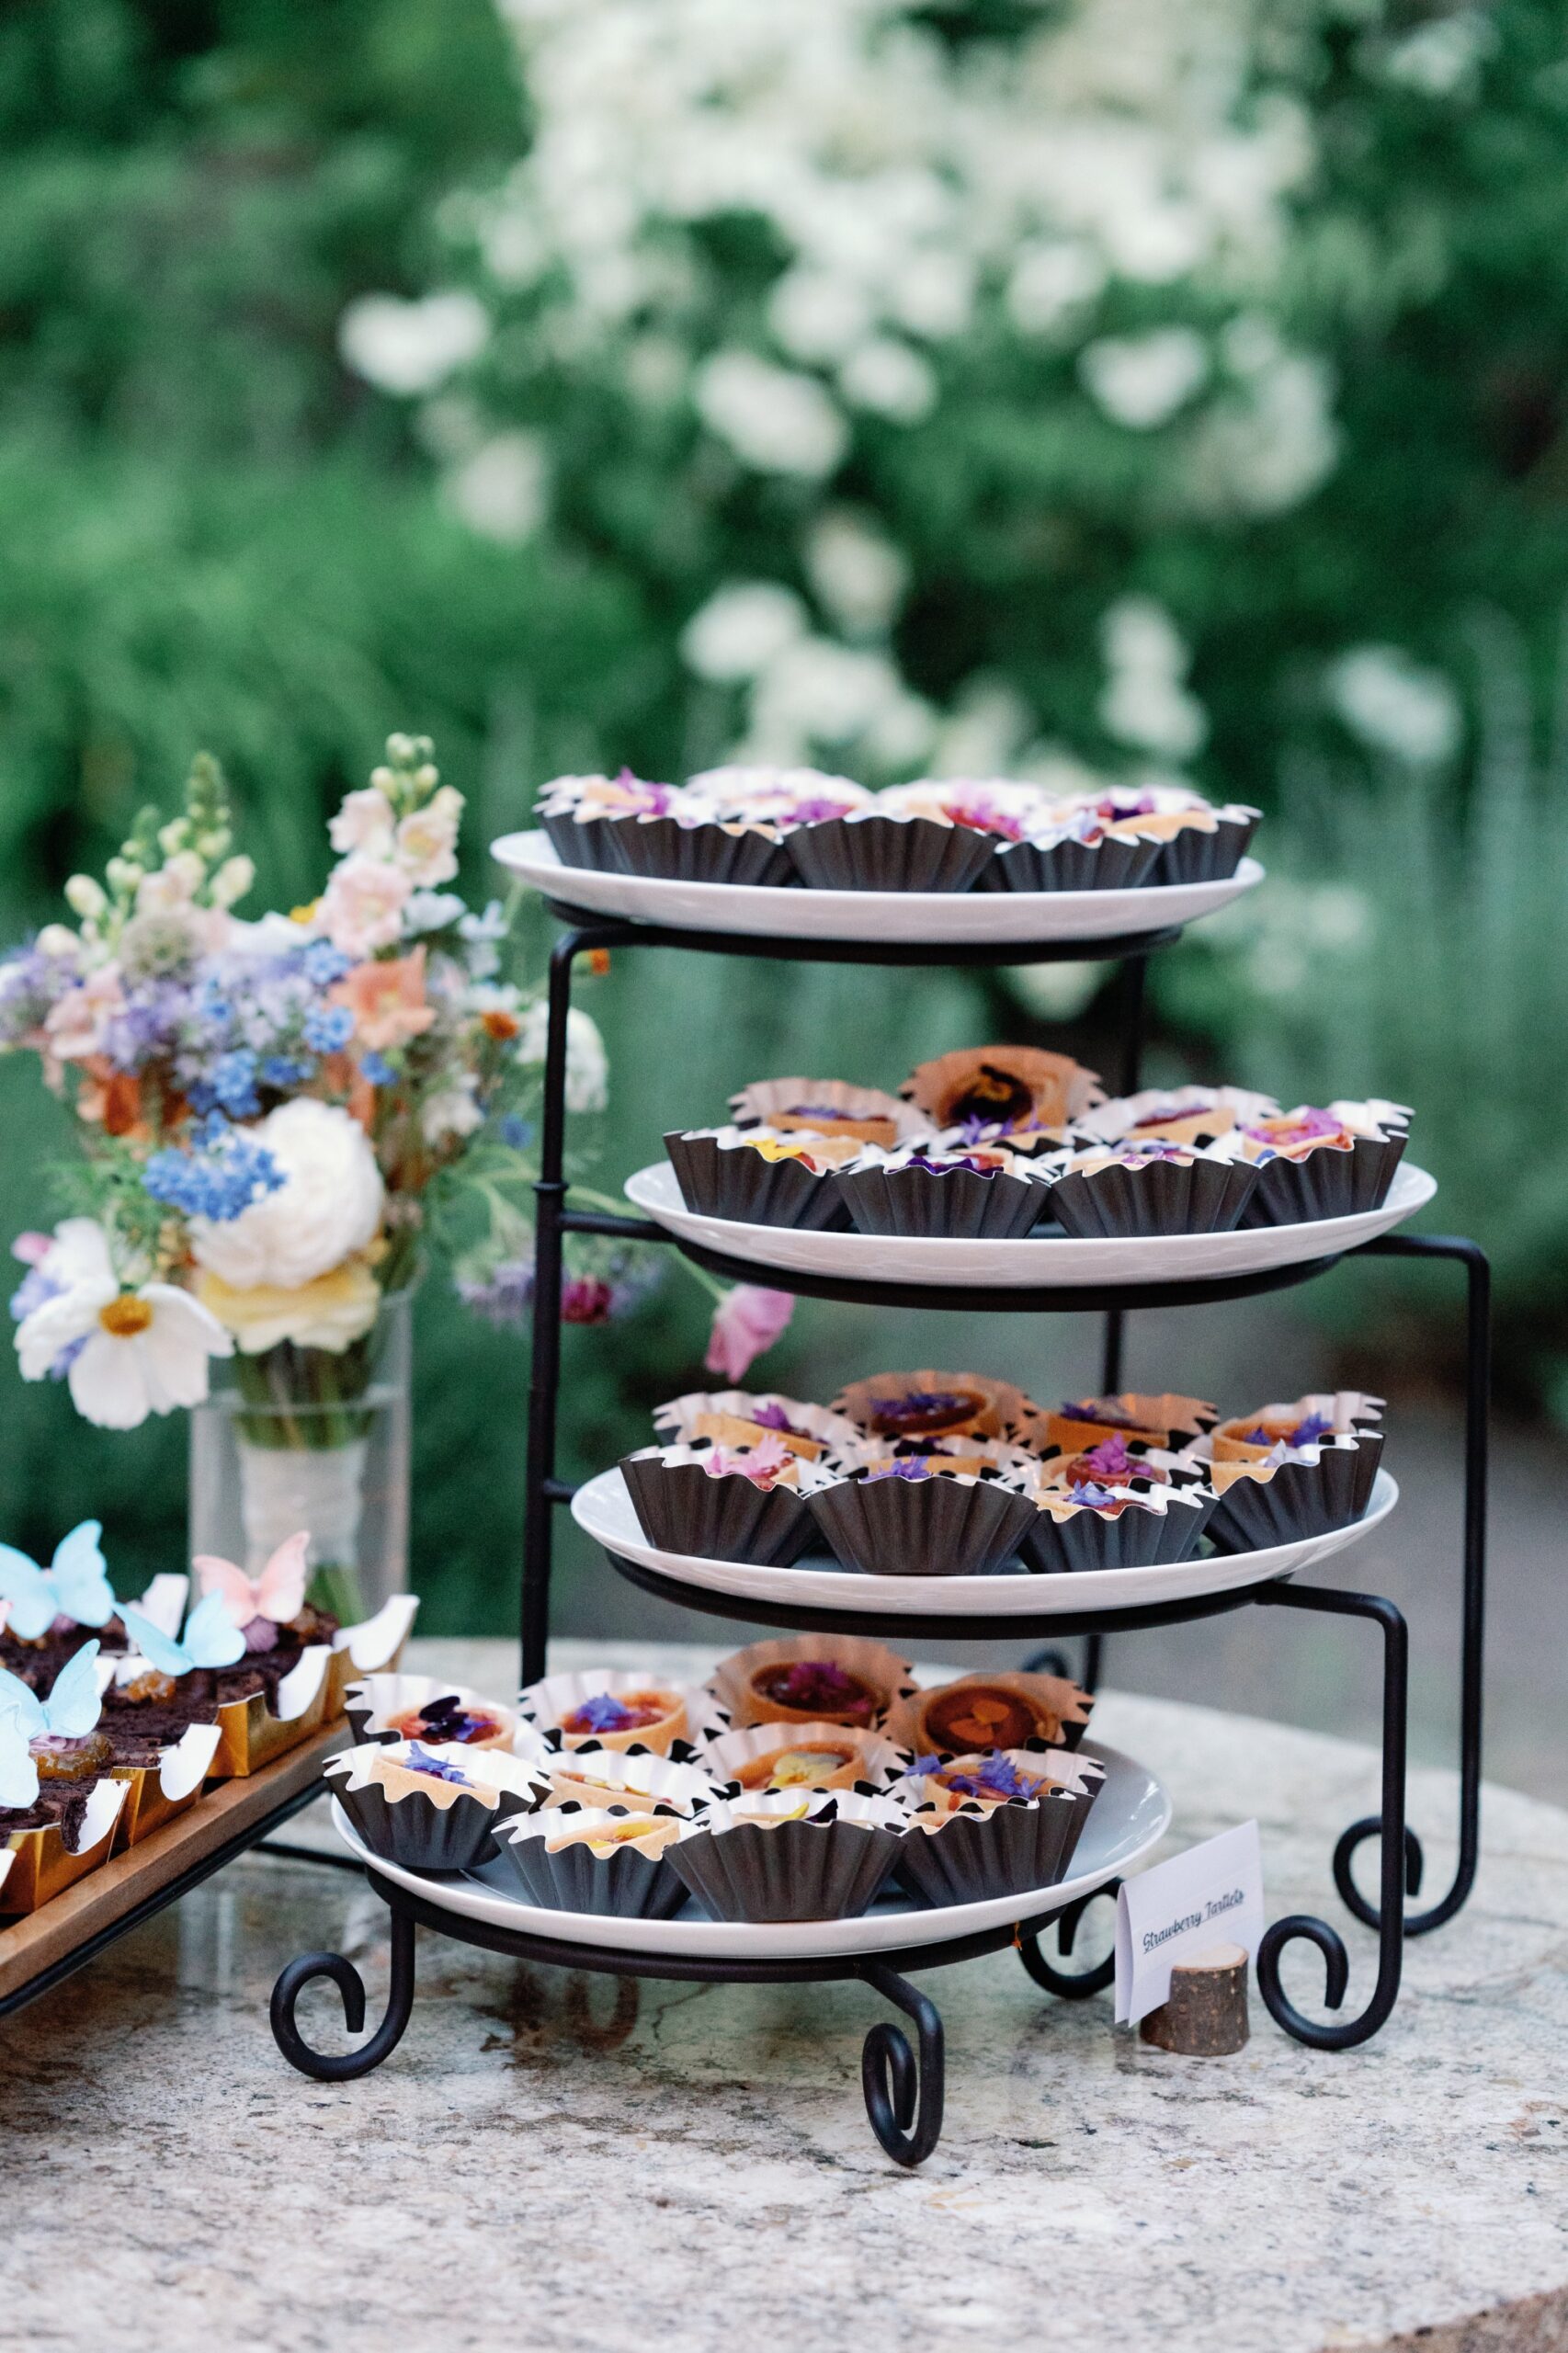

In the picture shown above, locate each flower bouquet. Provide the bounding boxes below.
[1,736,786,1619]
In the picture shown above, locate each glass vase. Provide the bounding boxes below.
[188,1288,413,1624]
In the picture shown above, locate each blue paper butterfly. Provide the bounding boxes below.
[0,1521,114,1642]
[0,1641,105,1811]
[119,1592,246,1678]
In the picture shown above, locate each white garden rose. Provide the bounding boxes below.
[190,1099,385,1291]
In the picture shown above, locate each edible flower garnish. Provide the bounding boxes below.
[405,1743,472,1786]
[944,1754,1044,1802]
[570,1692,641,1733]
[701,1436,792,1486]
[1243,1413,1332,1449]
[864,1457,933,1483]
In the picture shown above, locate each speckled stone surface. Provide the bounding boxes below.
[4,1637,1566,2353]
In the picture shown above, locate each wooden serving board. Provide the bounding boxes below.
[0,1722,345,2007]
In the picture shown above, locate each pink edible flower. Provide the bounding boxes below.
[704,1285,795,1381]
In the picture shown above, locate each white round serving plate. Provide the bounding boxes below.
[573,1466,1397,1620]
[328,1740,1167,1961]
[492,830,1263,947]
[623,1158,1437,1289]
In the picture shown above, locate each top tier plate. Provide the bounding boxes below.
[492,829,1265,949]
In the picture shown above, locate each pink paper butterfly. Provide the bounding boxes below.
[194,1531,310,1630]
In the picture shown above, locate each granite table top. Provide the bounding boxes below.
[3,1637,1565,2353]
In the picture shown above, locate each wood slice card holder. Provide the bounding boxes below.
[269,858,1493,2165]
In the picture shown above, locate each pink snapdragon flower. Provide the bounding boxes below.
[704,1285,794,1381]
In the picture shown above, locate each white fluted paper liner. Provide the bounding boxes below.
[626,1441,839,1495]
[327,1737,546,1806]
[710,1634,916,1733]
[653,1389,869,1469]
[699,1786,906,1835]
[341,1671,522,1753]
[1202,1392,1384,1457]
[684,764,871,822]
[699,1718,912,1795]
[517,1667,730,1756]
[877,778,1060,835]
[541,1749,721,1814]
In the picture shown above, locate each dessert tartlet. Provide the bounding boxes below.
[1034,1391,1218,1455]
[782,806,998,894]
[984,801,1165,894]
[700,1718,911,1795]
[832,1141,1053,1240]
[1233,1099,1411,1226]
[711,1634,913,1733]
[1078,1084,1278,1153]
[1043,1139,1261,1237]
[666,1788,905,1922]
[541,1748,720,1816]
[495,1803,692,1918]
[886,1670,1093,1757]
[1019,1477,1215,1574]
[619,1438,832,1565]
[1200,1392,1384,1549]
[832,1369,1037,1449]
[901,1046,1104,1144]
[327,1739,545,1873]
[805,1458,1039,1579]
[517,1668,720,1756]
[892,1748,1106,1905]
[534,769,675,872]
[727,1076,920,1152]
[343,1671,520,1754]
[664,1123,858,1230]
[652,1388,867,1471]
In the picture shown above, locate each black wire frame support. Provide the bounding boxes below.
[520,914,1163,1691]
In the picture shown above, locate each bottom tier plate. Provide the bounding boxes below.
[328,1739,1168,1961]
[571,1466,1397,1620]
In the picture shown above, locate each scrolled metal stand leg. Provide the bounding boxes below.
[1337,1234,1489,1937]
[270,1904,417,2081]
[1253,1584,1407,2049]
[858,1960,944,2166]
[1015,1881,1121,2000]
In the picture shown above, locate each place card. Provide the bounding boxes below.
[1114,1821,1265,2026]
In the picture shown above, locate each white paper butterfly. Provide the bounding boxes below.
[193,1531,309,1631]
[0,1641,105,1812]
[118,1591,246,1678]
[0,1521,114,1642]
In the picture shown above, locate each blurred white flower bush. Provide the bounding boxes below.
[340,0,1369,791]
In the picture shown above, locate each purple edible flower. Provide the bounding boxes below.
[1079,1434,1136,1482]
[1069,1482,1120,1511]
[864,1457,933,1483]
[911,1754,942,1778]
[946,1754,1042,1802]
[789,797,857,824]
[879,1392,970,1425]
[405,1743,472,1786]
[571,1693,638,1732]
[750,1402,793,1430]
[904,1154,997,1178]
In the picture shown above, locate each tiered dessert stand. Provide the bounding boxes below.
[272,833,1489,2165]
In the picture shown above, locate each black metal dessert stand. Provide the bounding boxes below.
[270,893,1489,2163]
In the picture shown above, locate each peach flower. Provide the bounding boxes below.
[335,948,437,1051]
[395,786,463,886]
[319,853,411,957]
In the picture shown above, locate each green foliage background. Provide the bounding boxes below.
[1,0,1564,1626]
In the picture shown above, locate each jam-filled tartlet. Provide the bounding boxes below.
[495,1802,692,1918]
[711,1635,914,1733]
[1200,1392,1384,1549]
[664,1123,859,1230]
[832,1140,1054,1240]
[701,1718,909,1796]
[727,1077,922,1153]
[833,1368,1038,1449]
[1043,1137,1261,1238]
[780,799,998,894]
[517,1668,719,1756]
[344,1672,519,1753]
[619,1438,833,1566]
[652,1388,868,1472]
[805,1457,1039,1579]
[1232,1099,1410,1225]
[327,1738,545,1872]
[666,1788,905,1923]
[901,1046,1104,1146]
[1035,1391,1218,1456]
[892,1746,1107,1906]
[887,1669,1093,1757]
[534,768,676,871]
[1020,1475,1215,1574]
